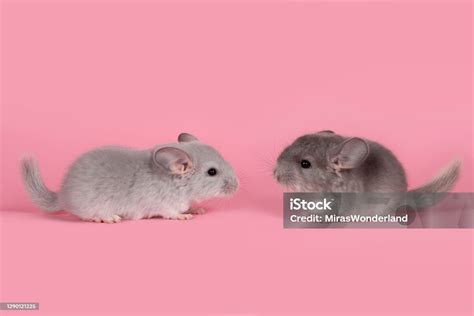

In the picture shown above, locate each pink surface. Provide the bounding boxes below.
[1,1,472,315]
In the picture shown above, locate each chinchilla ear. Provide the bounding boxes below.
[327,137,369,170]
[153,147,193,175]
[178,133,198,142]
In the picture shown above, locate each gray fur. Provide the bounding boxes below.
[21,133,239,222]
[21,157,60,212]
[274,131,460,195]
[409,160,461,209]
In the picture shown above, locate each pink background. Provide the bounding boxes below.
[1,1,472,315]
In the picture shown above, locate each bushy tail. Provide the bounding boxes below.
[408,160,461,209]
[21,157,61,212]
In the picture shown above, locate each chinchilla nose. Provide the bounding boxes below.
[273,168,282,181]
[223,177,239,194]
[274,168,292,183]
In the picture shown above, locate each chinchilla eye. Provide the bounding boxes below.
[300,160,312,169]
[207,168,217,176]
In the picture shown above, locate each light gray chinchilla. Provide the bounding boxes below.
[21,133,239,223]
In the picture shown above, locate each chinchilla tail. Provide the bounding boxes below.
[21,157,61,212]
[408,159,461,209]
